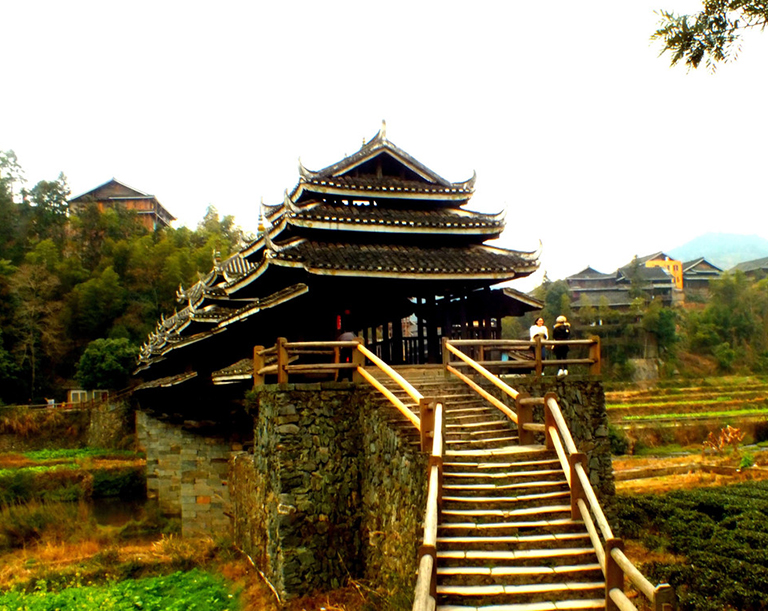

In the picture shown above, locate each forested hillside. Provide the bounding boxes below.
[0,151,244,404]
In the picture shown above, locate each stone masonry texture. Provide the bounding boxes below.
[136,411,232,537]
[229,383,427,602]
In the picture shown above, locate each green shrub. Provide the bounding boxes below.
[91,467,145,498]
[613,481,768,610]
[608,425,630,455]
[739,453,756,470]
[0,569,239,610]
[0,466,93,504]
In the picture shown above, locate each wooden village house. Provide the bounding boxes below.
[69,178,175,232]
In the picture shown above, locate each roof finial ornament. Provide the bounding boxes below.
[380,119,387,140]
[258,197,267,234]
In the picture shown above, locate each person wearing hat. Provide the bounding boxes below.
[552,315,571,378]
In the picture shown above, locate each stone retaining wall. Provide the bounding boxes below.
[229,383,427,602]
[136,411,232,537]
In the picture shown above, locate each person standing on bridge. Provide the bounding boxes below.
[552,315,571,378]
[529,316,548,369]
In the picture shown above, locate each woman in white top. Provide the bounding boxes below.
[529,316,548,361]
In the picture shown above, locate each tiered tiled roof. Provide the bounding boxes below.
[136,124,539,381]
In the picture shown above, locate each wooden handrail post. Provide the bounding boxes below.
[417,544,438,599]
[333,344,341,382]
[442,337,451,377]
[605,538,625,611]
[654,584,676,611]
[352,338,365,383]
[544,398,556,450]
[589,335,601,375]
[420,398,435,453]
[253,345,265,387]
[534,335,543,376]
[569,452,587,520]
[276,337,289,384]
[515,393,534,446]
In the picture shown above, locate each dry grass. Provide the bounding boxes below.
[614,452,768,494]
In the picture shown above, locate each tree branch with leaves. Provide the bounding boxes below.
[653,1,768,69]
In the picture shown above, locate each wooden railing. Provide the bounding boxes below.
[444,336,601,376]
[441,342,674,611]
[254,338,437,449]
[412,400,443,611]
[541,391,675,611]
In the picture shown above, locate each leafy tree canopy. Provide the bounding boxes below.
[76,338,140,390]
[653,1,768,69]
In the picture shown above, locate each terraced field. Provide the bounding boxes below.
[606,376,768,428]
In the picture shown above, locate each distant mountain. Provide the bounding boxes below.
[667,233,768,271]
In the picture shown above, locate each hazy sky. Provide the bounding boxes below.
[3,1,767,290]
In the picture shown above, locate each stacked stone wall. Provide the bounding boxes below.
[136,411,232,536]
[229,383,428,602]
[359,397,427,602]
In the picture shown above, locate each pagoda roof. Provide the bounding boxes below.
[292,122,475,203]
[285,201,504,237]
[227,239,538,292]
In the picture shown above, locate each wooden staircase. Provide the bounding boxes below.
[368,368,606,610]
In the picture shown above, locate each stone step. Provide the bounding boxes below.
[438,517,585,538]
[445,445,548,460]
[444,468,564,482]
[445,421,517,439]
[437,581,605,611]
[446,420,512,430]
[446,436,520,449]
[437,547,600,570]
[443,480,568,496]
[441,503,573,524]
[442,490,570,511]
[444,458,560,472]
[436,600,605,611]
[437,532,591,551]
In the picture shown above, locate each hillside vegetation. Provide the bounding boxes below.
[0,152,245,404]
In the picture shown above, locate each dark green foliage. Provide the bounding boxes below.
[613,481,768,610]
[91,466,145,499]
[76,338,140,391]
[608,424,630,455]
[0,150,245,403]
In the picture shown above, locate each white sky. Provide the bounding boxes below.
[3,1,767,291]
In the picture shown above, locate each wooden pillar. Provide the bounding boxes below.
[605,538,625,611]
[427,294,438,364]
[276,337,289,384]
[382,320,391,364]
[589,335,601,375]
[417,298,426,364]
[253,345,264,388]
[392,316,404,365]
[352,338,365,383]
[459,295,468,340]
